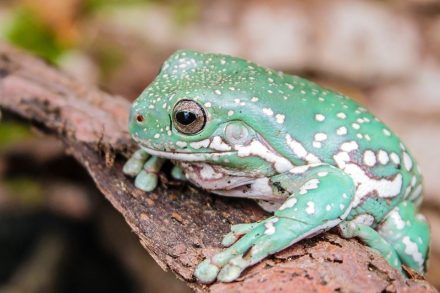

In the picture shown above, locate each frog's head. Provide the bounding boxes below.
[129,50,293,176]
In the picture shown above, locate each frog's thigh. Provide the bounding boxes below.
[378,201,430,273]
[339,221,402,273]
[195,167,355,283]
[134,156,166,192]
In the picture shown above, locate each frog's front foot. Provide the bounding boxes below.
[194,217,294,283]
[123,149,165,192]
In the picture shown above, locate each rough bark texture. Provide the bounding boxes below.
[0,43,437,292]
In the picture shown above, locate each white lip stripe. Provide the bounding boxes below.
[138,143,235,161]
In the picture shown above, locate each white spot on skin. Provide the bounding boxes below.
[315,133,328,143]
[279,197,298,210]
[340,204,345,210]
[363,150,376,167]
[263,108,274,116]
[204,102,212,107]
[235,140,294,172]
[209,136,232,151]
[313,142,322,148]
[352,123,360,130]
[403,152,413,171]
[315,114,325,122]
[336,126,347,136]
[318,172,328,177]
[326,204,332,211]
[289,165,311,174]
[341,141,358,152]
[306,201,315,214]
[300,179,320,195]
[337,112,347,119]
[390,152,400,165]
[154,134,160,139]
[286,135,321,164]
[190,139,210,149]
[176,141,187,148]
[352,214,374,226]
[389,209,405,230]
[378,150,390,165]
[333,152,350,169]
[251,97,259,102]
[264,218,279,235]
[214,90,222,95]
[383,129,391,136]
[343,163,403,206]
[286,135,306,157]
[402,236,424,270]
[264,222,275,235]
[228,110,234,116]
[275,114,285,124]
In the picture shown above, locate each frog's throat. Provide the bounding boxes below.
[136,142,236,162]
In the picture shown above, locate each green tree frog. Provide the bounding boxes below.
[123,50,430,283]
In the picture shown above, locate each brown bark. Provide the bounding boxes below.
[0,43,437,293]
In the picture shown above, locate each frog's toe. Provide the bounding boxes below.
[222,222,261,247]
[194,259,220,284]
[221,232,239,247]
[123,149,149,176]
[123,158,143,176]
[134,170,158,192]
[217,263,242,283]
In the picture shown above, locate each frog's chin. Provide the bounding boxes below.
[137,143,236,162]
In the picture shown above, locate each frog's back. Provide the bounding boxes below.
[258,72,423,223]
[153,50,423,223]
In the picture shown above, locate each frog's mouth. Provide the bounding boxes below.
[135,140,236,162]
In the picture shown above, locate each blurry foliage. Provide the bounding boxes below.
[5,8,68,63]
[0,122,33,150]
[84,0,199,25]
[93,45,125,80]
[0,122,41,206]
[3,178,45,206]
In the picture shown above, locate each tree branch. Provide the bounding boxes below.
[0,43,437,292]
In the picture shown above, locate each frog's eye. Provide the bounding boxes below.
[173,100,206,135]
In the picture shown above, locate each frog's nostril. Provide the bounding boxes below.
[136,114,144,123]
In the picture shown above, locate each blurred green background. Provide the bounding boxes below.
[1,0,440,292]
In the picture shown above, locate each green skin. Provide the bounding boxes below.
[123,50,430,283]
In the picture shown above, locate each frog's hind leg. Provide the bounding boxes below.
[378,201,430,274]
[338,219,403,273]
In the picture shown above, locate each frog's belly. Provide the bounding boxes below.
[178,162,283,201]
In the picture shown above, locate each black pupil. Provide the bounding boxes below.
[176,111,197,125]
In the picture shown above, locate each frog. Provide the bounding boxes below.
[123,50,430,284]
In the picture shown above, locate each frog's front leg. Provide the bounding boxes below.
[194,165,355,283]
[123,149,165,191]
